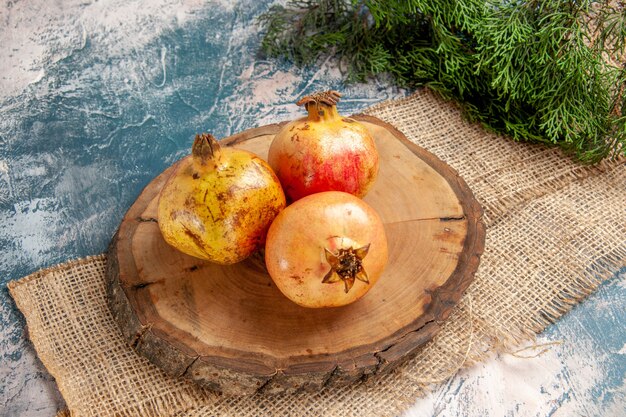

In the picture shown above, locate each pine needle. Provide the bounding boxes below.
[259,0,626,163]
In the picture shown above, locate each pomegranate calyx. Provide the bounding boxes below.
[323,243,371,293]
[296,90,342,108]
[192,133,221,166]
[297,91,342,122]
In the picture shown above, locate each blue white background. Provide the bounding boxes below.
[0,1,624,415]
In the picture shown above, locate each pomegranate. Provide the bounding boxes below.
[265,191,388,308]
[157,133,286,264]
[268,91,379,201]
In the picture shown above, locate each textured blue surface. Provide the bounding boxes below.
[407,268,626,417]
[0,1,623,416]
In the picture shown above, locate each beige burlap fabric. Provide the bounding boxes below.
[9,88,626,417]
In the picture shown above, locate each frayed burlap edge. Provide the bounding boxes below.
[7,256,103,289]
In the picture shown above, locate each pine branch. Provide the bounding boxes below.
[259,0,626,163]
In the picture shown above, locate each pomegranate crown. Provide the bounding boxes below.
[322,244,370,293]
[192,132,221,163]
[296,90,342,108]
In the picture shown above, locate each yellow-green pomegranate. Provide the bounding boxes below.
[157,133,286,264]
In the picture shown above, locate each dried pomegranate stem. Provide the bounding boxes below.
[192,133,222,166]
[297,90,342,107]
[323,244,370,293]
[297,90,342,122]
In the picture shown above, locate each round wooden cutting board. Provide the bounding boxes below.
[106,115,485,395]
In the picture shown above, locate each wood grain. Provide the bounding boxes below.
[106,115,485,395]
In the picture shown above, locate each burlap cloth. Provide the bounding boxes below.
[8,88,626,417]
